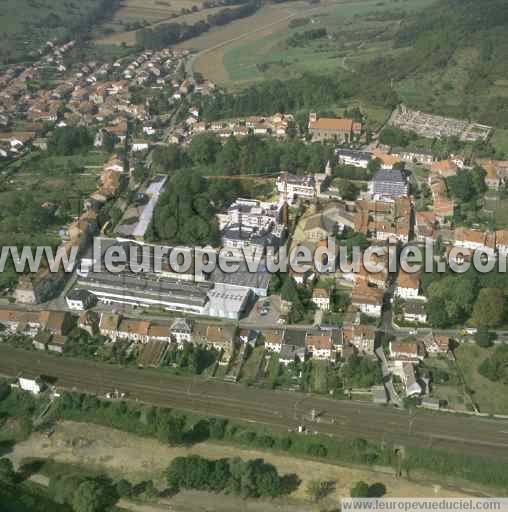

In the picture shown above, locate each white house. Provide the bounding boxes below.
[262,329,285,352]
[395,271,421,300]
[402,301,427,323]
[312,288,330,311]
[65,289,96,311]
[170,318,193,345]
[351,285,384,318]
[18,376,44,395]
[131,140,150,152]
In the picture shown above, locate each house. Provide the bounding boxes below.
[371,149,401,170]
[478,160,508,190]
[78,311,99,336]
[262,328,286,352]
[303,214,336,242]
[401,301,427,323]
[239,329,259,348]
[402,363,422,397]
[355,254,389,289]
[343,324,375,355]
[395,271,421,299]
[351,284,384,317]
[393,148,434,166]
[199,325,236,354]
[170,318,193,345]
[38,310,73,337]
[18,375,45,395]
[66,289,96,311]
[277,330,306,365]
[415,211,437,243]
[0,309,24,334]
[431,160,458,178]
[276,173,316,200]
[131,140,150,152]
[117,318,151,343]
[99,312,121,340]
[389,341,424,362]
[308,113,360,143]
[148,323,171,343]
[312,288,330,311]
[453,228,496,255]
[305,331,337,361]
[369,169,408,200]
[422,333,449,355]
[430,176,454,221]
[336,149,372,168]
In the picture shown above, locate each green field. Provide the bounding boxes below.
[455,344,508,415]
[240,346,266,383]
[491,129,508,156]
[221,0,436,84]
[309,360,330,394]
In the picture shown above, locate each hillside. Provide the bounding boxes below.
[377,0,508,128]
[0,0,120,63]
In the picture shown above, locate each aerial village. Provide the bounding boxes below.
[1,37,508,413]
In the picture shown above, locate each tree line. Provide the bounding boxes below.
[152,133,334,176]
[197,72,398,121]
[166,455,297,498]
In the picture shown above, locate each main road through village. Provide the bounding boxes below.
[1,346,508,462]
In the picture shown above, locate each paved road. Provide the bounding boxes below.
[2,346,508,462]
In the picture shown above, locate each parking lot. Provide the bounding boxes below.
[244,294,283,326]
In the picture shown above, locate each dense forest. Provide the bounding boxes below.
[198,73,398,120]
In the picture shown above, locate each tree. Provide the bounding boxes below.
[367,158,382,177]
[472,288,505,328]
[49,474,85,505]
[0,458,15,485]
[188,133,221,166]
[72,480,110,512]
[339,179,359,201]
[217,136,240,175]
[350,480,370,498]
[475,326,495,348]
[157,412,187,446]
[280,277,300,304]
[478,346,508,383]
[0,380,10,401]
[115,479,133,498]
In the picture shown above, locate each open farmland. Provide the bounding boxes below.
[181,0,436,87]
[95,0,226,46]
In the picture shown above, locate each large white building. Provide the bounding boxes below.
[276,173,316,201]
[336,149,372,168]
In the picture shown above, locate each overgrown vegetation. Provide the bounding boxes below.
[51,390,508,490]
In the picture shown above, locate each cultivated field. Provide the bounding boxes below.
[96,4,227,46]
[8,420,473,511]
